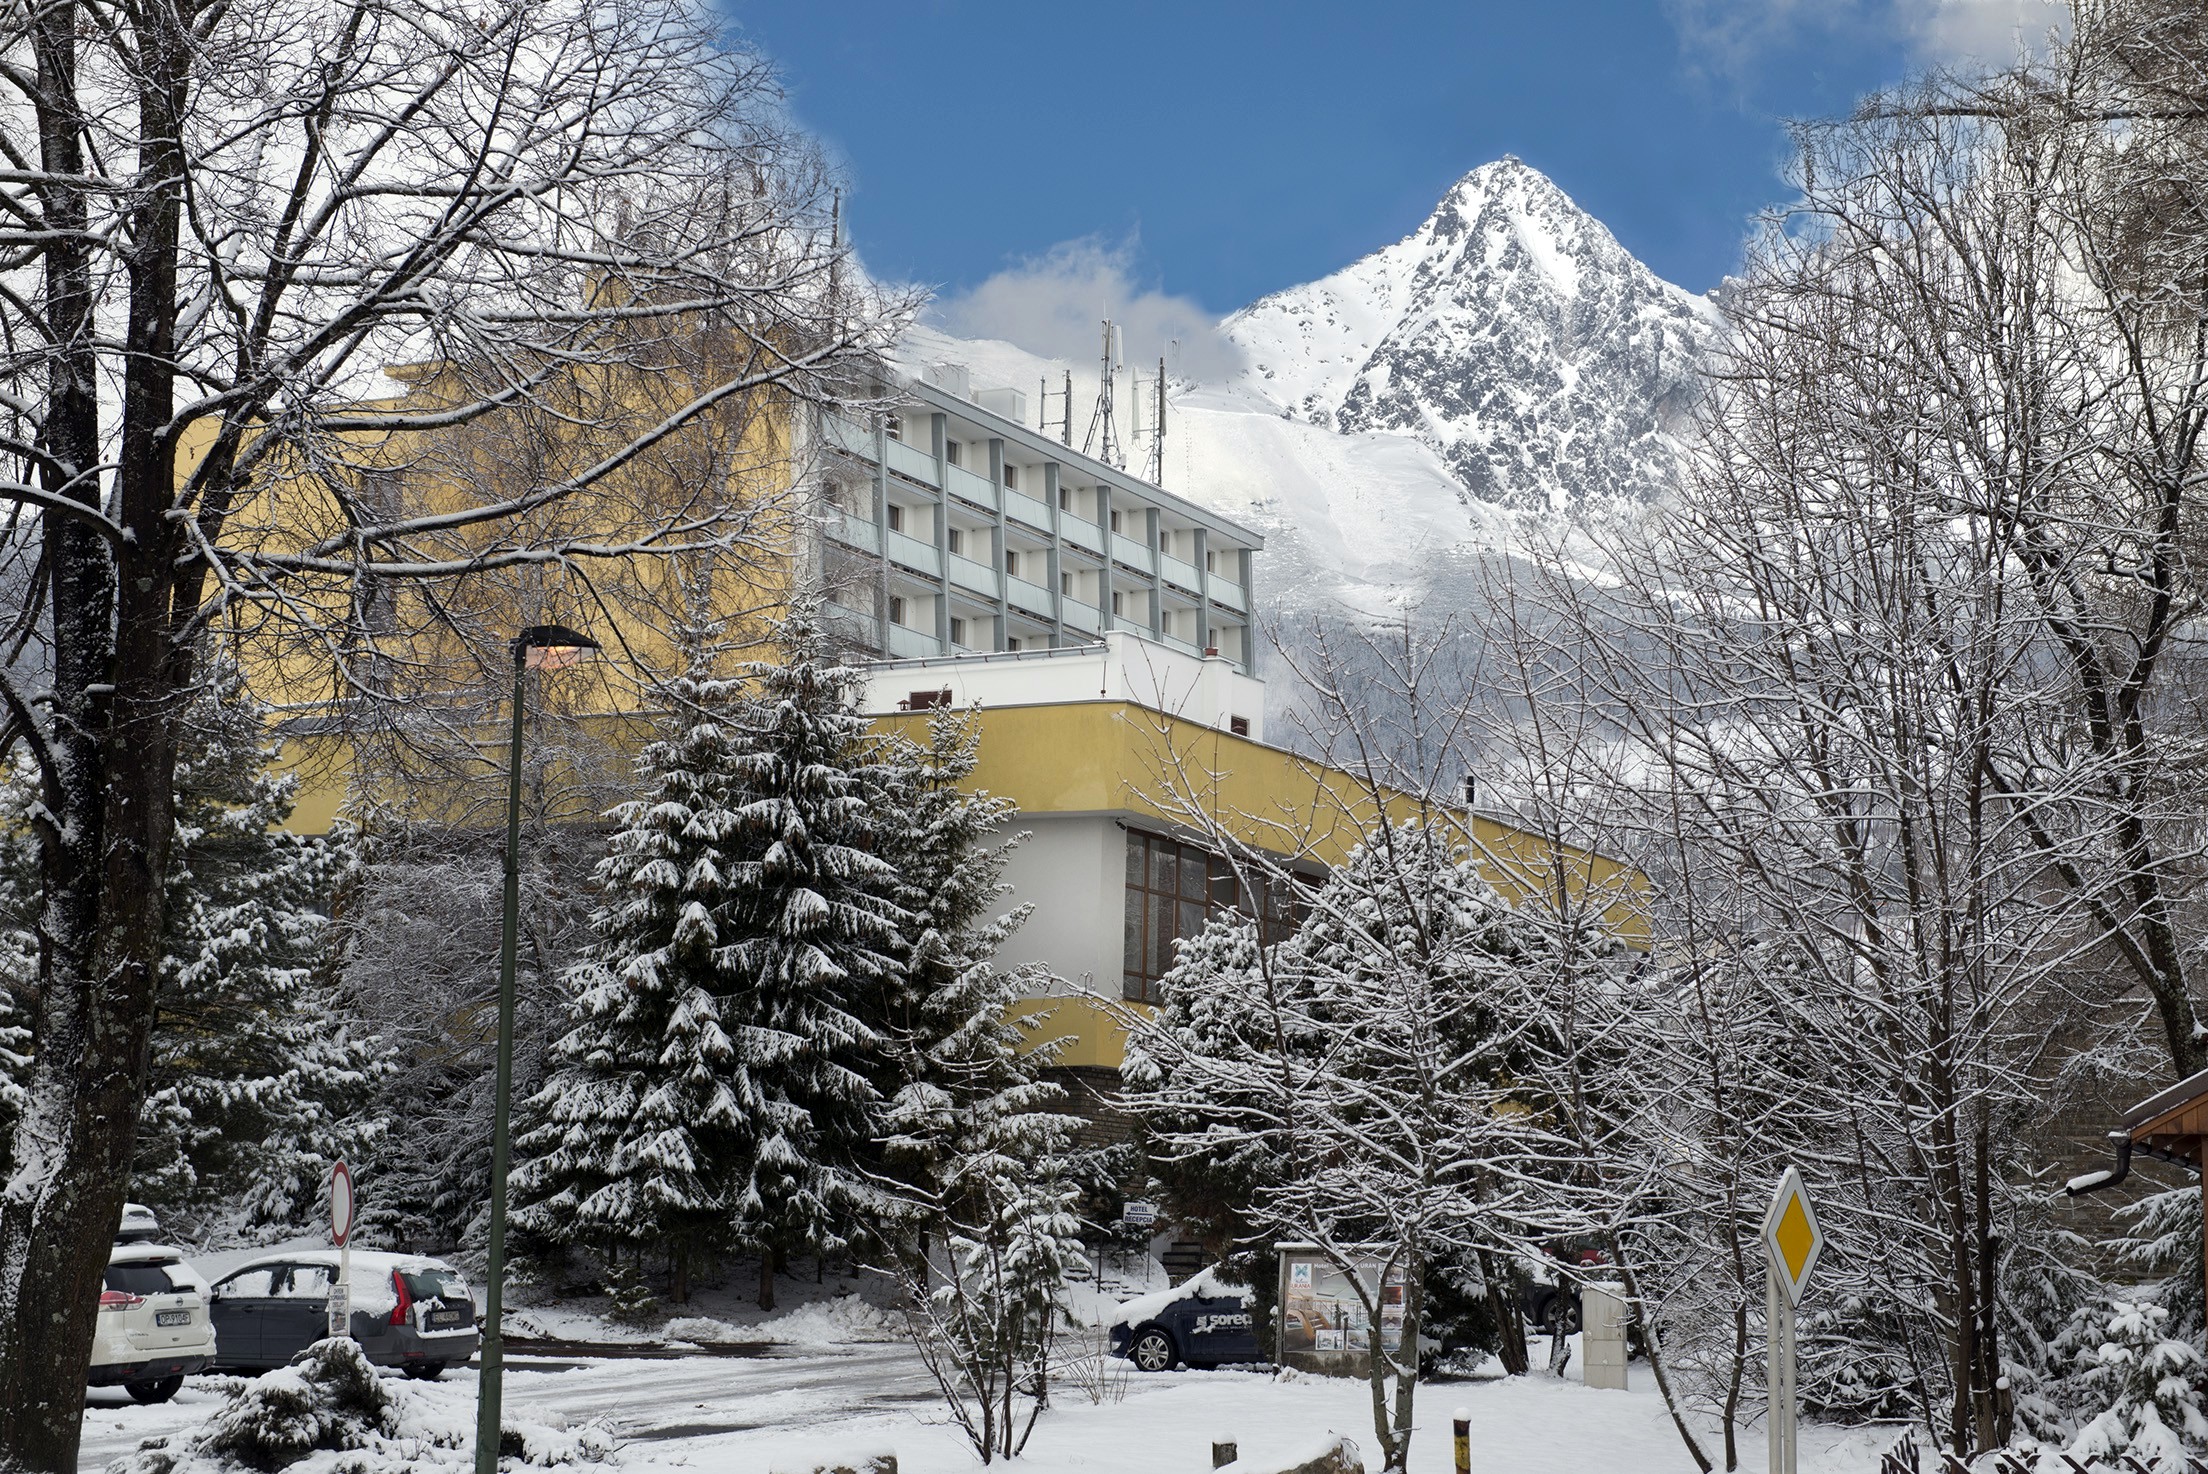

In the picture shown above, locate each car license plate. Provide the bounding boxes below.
[427,1309,464,1328]
[155,1310,191,1327]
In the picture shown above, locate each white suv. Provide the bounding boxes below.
[89,1242,215,1403]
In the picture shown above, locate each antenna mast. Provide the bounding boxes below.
[1082,320,1125,470]
[1145,354,1167,485]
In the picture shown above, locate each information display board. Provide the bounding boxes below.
[1276,1244,1405,1378]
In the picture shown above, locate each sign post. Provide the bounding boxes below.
[1763,1166,1824,1474]
[328,1160,355,1341]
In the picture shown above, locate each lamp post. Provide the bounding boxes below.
[475,624,599,1474]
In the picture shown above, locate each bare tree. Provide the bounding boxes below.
[0,0,900,1462]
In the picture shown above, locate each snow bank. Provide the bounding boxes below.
[105,1338,616,1473]
[665,1293,899,1348]
[1109,1266,1248,1330]
[1215,1431,1363,1474]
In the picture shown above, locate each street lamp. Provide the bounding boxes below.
[475,623,599,1474]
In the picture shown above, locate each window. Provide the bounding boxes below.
[1207,627,1219,650]
[1003,463,1020,490]
[1121,832,1302,1003]
[1109,509,1122,533]
[278,1264,335,1299]
[889,596,907,626]
[1111,591,1125,616]
[217,1268,278,1297]
[887,503,904,533]
[1230,715,1251,737]
[1060,571,1073,596]
[1059,486,1072,511]
[1206,550,1218,574]
[945,440,963,467]
[947,527,965,555]
[950,617,968,646]
[908,688,951,710]
[105,1263,178,1296]
[1006,637,1023,652]
[1004,549,1020,578]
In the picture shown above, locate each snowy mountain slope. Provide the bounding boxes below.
[1223,157,1719,513]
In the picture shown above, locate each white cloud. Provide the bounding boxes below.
[1665,0,2068,77]
[927,236,1241,380]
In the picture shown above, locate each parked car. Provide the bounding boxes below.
[1109,1270,1261,1371]
[1523,1280,1581,1336]
[90,1243,216,1403]
[209,1249,478,1379]
[115,1203,162,1244]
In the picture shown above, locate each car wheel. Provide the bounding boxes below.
[1129,1327,1176,1372]
[124,1376,183,1405]
[403,1363,444,1381]
[1542,1298,1582,1336]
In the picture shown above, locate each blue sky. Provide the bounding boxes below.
[725,1,2053,326]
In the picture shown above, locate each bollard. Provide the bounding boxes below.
[1453,1407,1471,1474]
[1212,1438,1238,1468]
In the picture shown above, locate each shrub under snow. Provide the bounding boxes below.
[108,1339,617,1473]
[2065,1299,2208,1474]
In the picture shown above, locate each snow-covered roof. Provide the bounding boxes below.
[221,1247,461,1278]
[1110,1266,1250,1329]
[109,1242,184,1266]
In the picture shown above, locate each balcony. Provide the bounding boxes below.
[1111,534,1155,574]
[822,414,874,457]
[1004,488,1052,531]
[887,622,938,659]
[886,529,941,576]
[945,462,999,512]
[948,552,1001,599]
[1007,577,1052,619]
[1209,577,1247,612]
[1062,599,1102,634]
[883,437,939,488]
[829,511,878,554]
[1160,552,1201,593]
[1061,516,1104,555]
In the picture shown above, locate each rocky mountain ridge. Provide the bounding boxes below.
[1220,157,1718,514]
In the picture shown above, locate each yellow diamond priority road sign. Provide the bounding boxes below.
[1763,1165,1823,1307]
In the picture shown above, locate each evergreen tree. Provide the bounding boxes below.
[512,626,753,1300]
[869,707,1040,1209]
[0,662,385,1232]
[721,604,907,1307]
[148,661,389,1231]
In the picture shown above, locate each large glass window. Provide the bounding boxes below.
[1122,831,1305,1002]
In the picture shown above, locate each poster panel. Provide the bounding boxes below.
[1276,1244,1404,1377]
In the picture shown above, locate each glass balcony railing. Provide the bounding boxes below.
[1007,577,1053,618]
[1159,553,1201,592]
[1004,489,1052,530]
[885,529,940,576]
[948,552,1001,599]
[944,462,999,511]
[1062,599,1102,633]
[883,437,939,487]
[1111,534,1155,573]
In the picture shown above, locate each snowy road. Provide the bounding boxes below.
[77,1342,938,1471]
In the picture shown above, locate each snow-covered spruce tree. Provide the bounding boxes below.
[1123,818,1602,1474]
[0,663,386,1234]
[2064,1298,2208,1472]
[867,706,1038,1205]
[722,604,907,1308]
[512,622,754,1302]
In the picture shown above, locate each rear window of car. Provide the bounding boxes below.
[104,1263,176,1295]
[400,1267,468,1301]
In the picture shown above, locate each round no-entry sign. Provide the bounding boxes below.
[330,1160,355,1246]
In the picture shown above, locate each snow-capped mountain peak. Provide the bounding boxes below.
[1222,157,1716,512]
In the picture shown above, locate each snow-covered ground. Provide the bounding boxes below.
[84,1339,1909,1474]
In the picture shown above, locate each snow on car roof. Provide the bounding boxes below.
[108,1242,184,1265]
[217,1247,460,1276]
[1110,1266,1250,1329]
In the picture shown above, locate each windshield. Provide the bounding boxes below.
[401,1267,469,1302]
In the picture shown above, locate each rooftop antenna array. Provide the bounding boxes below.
[1037,370,1074,446]
[1132,342,1176,487]
[1083,320,1126,470]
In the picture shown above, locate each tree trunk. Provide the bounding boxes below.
[1478,1248,1529,1376]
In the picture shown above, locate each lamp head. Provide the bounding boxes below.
[514,623,601,671]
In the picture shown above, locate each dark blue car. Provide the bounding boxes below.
[1108,1272,1262,1371]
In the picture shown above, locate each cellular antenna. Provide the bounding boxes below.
[1083,320,1126,470]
